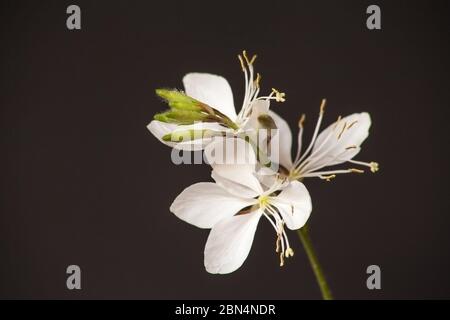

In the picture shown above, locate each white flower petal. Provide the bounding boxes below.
[272,181,312,230]
[170,182,256,229]
[204,209,262,274]
[205,137,263,196]
[183,73,237,121]
[242,100,271,130]
[211,171,260,199]
[310,112,371,168]
[256,167,280,190]
[268,111,293,170]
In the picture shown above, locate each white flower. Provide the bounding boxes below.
[147,51,285,150]
[270,99,379,181]
[170,150,312,274]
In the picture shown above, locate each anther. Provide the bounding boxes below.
[254,73,261,88]
[237,54,245,71]
[350,168,364,173]
[320,174,336,181]
[347,120,358,129]
[285,248,294,258]
[271,88,286,102]
[243,50,250,65]
[370,162,379,173]
[298,114,306,128]
[279,252,285,267]
[275,235,281,253]
[320,99,327,114]
[338,122,347,139]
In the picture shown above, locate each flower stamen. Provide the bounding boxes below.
[320,174,336,181]
[279,252,285,267]
[237,54,245,71]
[271,88,286,102]
[349,160,379,173]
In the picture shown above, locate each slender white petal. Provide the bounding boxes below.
[271,181,312,230]
[205,137,263,196]
[211,171,260,199]
[268,111,293,170]
[305,112,371,170]
[183,73,237,121]
[211,165,263,197]
[204,209,262,274]
[170,182,256,229]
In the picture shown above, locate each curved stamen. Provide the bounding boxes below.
[349,160,379,173]
[299,146,358,176]
[293,114,306,164]
[294,115,343,173]
[294,99,326,168]
[301,168,364,178]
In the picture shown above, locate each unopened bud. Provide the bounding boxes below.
[155,89,202,112]
[154,110,207,125]
[162,129,210,142]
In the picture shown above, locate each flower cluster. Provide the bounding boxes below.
[148,51,378,274]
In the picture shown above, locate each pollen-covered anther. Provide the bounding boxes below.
[347,120,358,129]
[279,252,285,267]
[254,73,261,88]
[275,235,281,253]
[337,122,347,139]
[370,162,379,173]
[320,174,336,181]
[237,54,245,71]
[298,114,306,128]
[271,88,286,102]
[242,50,257,65]
[285,247,294,258]
[350,168,364,174]
[320,99,327,114]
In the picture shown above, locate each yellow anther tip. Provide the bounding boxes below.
[272,88,286,102]
[370,162,379,173]
[298,114,306,127]
[320,99,327,113]
[237,55,245,71]
[320,174,336,181]
[285,248,294,258]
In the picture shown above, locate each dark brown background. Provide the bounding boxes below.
[1,0,449,299]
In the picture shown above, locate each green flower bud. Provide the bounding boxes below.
[156,89,203,112]
[154,88,238,130]
[162,129,215,142]
[154,110,209,125]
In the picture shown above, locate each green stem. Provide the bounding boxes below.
[297,224,333,300]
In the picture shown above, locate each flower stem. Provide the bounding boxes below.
[297,224,333,300]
